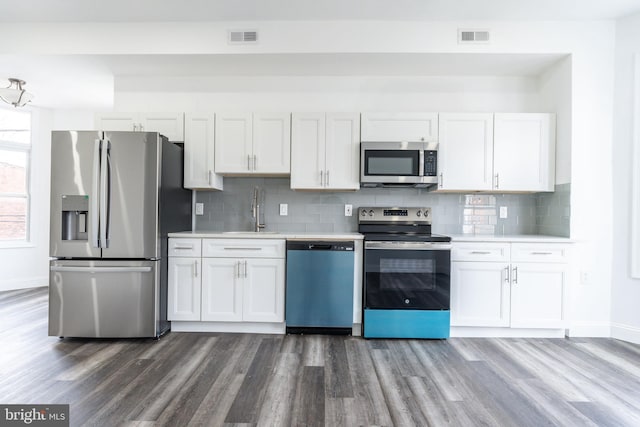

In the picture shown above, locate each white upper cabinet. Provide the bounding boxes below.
[183,113,223,190]
[361,112,438,142]
[95,112,185,141]
[438,113,494,191]
[215,112,291,175]
[291,112,360,190]
[493,113,555,192]
[437,112,555,192]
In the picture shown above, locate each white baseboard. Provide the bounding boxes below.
[566,322,611,337]
[450,327,565,338]
[171,321,286,334]
[611,322,640,344]
[0,276,48,292]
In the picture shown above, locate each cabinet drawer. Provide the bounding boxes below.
[452,242,510,262]
[511,243,570,263]
[203,239,285,258]
[169,238,202,257]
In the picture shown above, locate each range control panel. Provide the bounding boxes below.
[358,207,432,224]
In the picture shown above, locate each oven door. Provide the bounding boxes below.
[364,241,451,310]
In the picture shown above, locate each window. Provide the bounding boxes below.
[0,108,31,241]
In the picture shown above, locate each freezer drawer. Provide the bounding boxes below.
[49,260,162,338]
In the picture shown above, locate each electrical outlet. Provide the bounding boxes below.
[345,204,353,217]
[499,206,508,219]
[195,203,204,215]
[581,271,589,284]
[279,203,288,216]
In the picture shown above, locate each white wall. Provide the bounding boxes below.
[611,12,640,344]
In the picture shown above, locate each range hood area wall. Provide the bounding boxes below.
[194,178,570,237]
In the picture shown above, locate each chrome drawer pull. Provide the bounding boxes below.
[470,251,491,254]
[530,252,553,255]
[223,247,262,251]
[174,245,194,250]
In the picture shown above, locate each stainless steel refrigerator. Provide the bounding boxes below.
[48,131,191,338]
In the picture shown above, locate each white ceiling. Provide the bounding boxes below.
[1,0,639,22]
[1,0,637,109]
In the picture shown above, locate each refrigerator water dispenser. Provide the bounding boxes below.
[61,195,89,241]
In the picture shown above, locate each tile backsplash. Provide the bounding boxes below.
[195,178,570,237]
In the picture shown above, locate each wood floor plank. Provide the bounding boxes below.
[2,287,640,427]
[224,337,282,424]
[291,366,325,427]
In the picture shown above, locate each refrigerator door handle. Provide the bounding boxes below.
[50,266,153,273]
[99,139,111,248]
[91,139,102,248]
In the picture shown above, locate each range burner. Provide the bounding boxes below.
[357,206,451,242]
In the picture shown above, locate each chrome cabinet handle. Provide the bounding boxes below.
[320,170,324,186]
[504,266,510,283]
[194,260,198,278]
[247,154,251,171]
[471,251,491,254]
[512,266,518,284]
[208,170,213,186]
[223,247,262,251]
[133,123,137,131]
[326,170,330,186]
[236,261,241,278]
[439,173,443,188]
[531,251,553,255]
[253,155,257,171]
[494,173,500,189]
[244,260,248,278]
[173,245,193,250]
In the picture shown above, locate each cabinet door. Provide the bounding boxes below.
[438,113,494,191]
[201,258,243,321]
[325,113,360,190]
[215,113,253,173]
[510,263,567,328]
[291,113,326,189]
[361,112,438,142]
[184,114,223,190]
[493,113,555,192]
[252,113,291,174]
[141,112,184,141]
[167,257,201,321]
[95,113,137,131]
[243,258,285,323]
[450,261,510,327]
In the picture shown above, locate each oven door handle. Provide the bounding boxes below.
[365,241,452,250]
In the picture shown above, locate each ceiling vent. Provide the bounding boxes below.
[458,29,490,44]
[228,30,258,44]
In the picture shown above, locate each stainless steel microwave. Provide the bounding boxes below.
[360,141,438,187]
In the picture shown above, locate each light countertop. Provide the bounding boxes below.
[449,234,573,243]
[169,231,364,240]
[169,231,570,243]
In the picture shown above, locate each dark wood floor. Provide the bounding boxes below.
[1,287,640,427]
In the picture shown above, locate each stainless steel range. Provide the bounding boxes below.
[359,207,452,339]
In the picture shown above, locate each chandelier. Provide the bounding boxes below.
[0,78,34,107]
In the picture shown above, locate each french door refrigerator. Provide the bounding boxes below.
[49,131,191,338]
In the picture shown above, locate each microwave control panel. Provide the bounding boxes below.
[424,150,437,176]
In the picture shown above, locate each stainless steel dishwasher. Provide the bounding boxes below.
[285,241,354,334]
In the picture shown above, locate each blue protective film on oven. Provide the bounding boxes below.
[363,308,450,339]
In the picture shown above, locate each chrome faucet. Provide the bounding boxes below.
[251,186,266,232]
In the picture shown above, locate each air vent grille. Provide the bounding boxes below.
[458,29,490,44]
[229,30,258,44]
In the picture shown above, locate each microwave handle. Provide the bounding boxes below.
[418,148,425,177]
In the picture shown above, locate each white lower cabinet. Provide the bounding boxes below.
[168,237,285,331]
[167,257,201,321]
[201,257,284,323]
[451,241,570,332]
